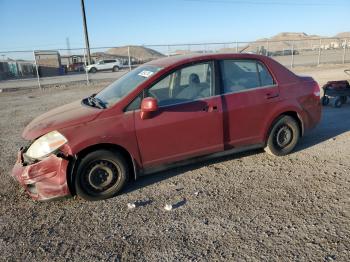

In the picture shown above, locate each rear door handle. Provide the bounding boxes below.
[202,105,218,112]
[265,93,279,99]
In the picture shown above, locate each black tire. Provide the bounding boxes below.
[321,96,330,106]
[333,97,342,108]
[340,96,347,104]
[264,115,300,156]
[89,67,97,73]
[75,150,129,201]
[112,66,120,72]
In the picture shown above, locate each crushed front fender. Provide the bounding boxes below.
[11,151,70,201]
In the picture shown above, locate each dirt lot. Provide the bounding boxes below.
[1,65,350,261]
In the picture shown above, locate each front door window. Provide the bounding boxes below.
[147,62,214,107]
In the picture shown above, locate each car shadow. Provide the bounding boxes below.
[123,148,263,195]
[295,104,350,152]
[124,105,350,195]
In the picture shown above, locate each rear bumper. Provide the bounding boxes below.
[305,100,322,132]
[11,150,70,201]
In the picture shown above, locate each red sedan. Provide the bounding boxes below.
[11,53,321,201]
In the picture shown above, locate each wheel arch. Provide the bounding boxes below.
[264,111,304,143]
[67,143,138,195]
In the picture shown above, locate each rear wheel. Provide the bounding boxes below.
[340,96,347,104]
[265,115,300,156]
[333,97,342,108]
[75,150,128,201]
[112,66,120,72]
[89,67,97,73]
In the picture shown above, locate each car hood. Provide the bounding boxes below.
[23,100,101,140]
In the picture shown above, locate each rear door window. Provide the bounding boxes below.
[220,60,275,94]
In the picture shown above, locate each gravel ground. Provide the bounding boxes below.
[1,66,350,261]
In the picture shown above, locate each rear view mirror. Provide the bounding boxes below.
[140,97,158,120]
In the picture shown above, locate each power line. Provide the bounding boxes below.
[183,0,335,6]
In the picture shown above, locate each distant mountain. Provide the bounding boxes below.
[335,32,350,38]
[106,45,164,61]
[224,32,350,53]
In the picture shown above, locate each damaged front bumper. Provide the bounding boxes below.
[11,150,71,201]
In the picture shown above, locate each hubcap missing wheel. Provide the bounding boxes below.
[275,125,293,148]
[83,160,119,193]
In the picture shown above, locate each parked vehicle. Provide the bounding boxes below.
[321,70,350,108]
[11,53,321,201]
[85,59,122,73]
[271,50,299,56]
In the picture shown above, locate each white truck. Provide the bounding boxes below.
[85,59,122,73]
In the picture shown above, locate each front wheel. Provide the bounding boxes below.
[264,116,300,156]
[333,97,342,108]
[321,96,329,106]
[75,150,129,201]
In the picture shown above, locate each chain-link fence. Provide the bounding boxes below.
[0,37,349,90]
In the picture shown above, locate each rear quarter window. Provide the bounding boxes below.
[257,62,274,86]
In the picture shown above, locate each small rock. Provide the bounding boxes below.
[127,203,136,209]
[325,254,336,261]
[164,204,173,211]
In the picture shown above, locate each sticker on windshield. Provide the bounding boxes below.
[138,70,154,78]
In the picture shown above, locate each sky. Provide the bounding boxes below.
[0,0,349,51]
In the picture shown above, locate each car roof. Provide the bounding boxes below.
[146,53,271,68]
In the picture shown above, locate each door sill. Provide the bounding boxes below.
[139,143,264,176]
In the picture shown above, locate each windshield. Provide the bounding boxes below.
[95,65,162,107]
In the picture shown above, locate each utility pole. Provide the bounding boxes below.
[80,0,92,65]
[66,37,71,57]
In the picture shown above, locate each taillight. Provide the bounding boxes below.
[313,82,320,97]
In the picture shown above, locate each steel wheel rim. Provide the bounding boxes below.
[275,125,293,148]
[82,160,120,195]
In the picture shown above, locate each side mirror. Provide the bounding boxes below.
[140,97,158,120]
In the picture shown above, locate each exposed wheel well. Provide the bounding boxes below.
[67,143,136,195]
[282,111,303,136]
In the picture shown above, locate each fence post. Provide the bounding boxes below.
[167,45,170,57]
[266,40,269,56]
[83,48,90,85]
[33,50,41,89]
[291,42,294,69]
[343,39,347,64]
[317,38,322,65]
[236,41,238,53]
[127,46,132,71]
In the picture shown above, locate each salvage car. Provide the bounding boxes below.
[11,53,321,201]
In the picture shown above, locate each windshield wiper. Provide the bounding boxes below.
[84,95,107,109]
